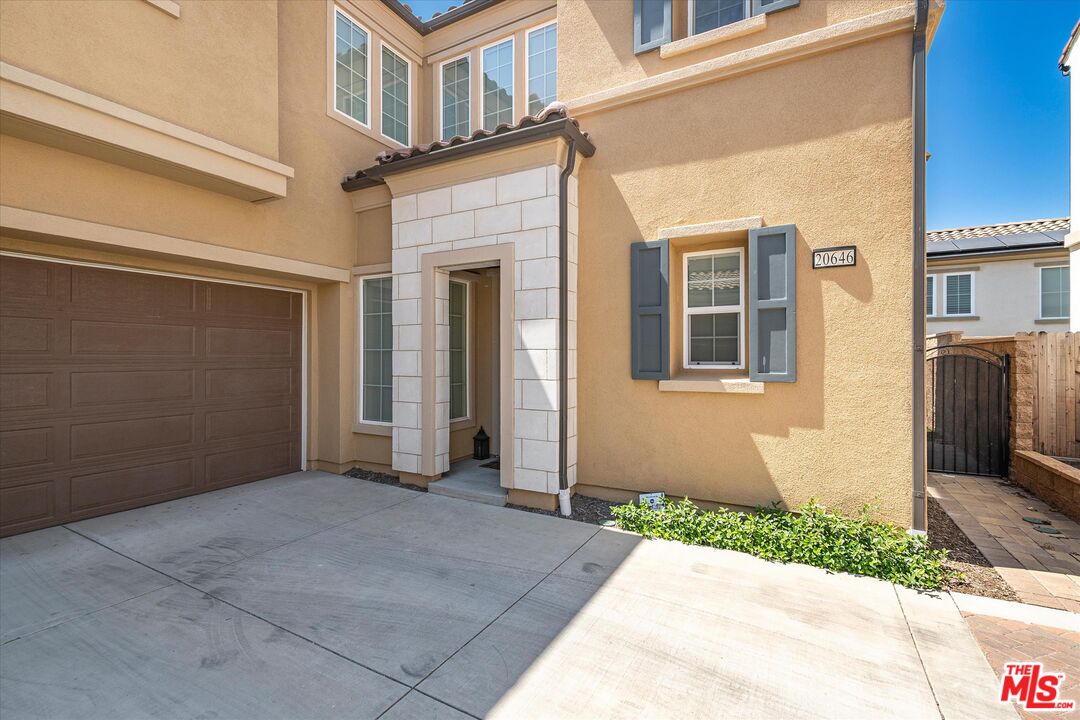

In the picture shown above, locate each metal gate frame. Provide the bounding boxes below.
[926,344,1010,477]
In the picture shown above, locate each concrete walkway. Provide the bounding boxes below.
[2,472,1013,719]
[930,472,1080,611]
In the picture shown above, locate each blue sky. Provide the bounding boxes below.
[405,0,1075,230]
[927,0,1074,230]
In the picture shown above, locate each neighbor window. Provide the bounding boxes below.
[1040,266,1070,319]
[684,248,743,368]
[360,276,392,424]
[527,23,557,116]
[944,273,973,316]
[926,275,935,316]
[449,281,468,420]
[334,9,369,126]
[441,56,471,140]
[691,0,748,34]
[381,45,410,145]
[482,38,514,130]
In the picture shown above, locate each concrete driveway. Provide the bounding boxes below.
[1,471,1013,719]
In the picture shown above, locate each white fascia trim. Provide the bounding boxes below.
[0,206,349,283]
[567,4,916,116]
[0,62,294,201]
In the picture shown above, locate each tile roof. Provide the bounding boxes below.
[381,0,504,35]
[374,103,584,166]
[926,218,1069,258]
[927,218,1070,243]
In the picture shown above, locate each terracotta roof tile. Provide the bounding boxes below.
[926,218,1070,243]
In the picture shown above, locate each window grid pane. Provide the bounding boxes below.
[687,253,740,309]
[945,274,972,316]
[361,277,392,423]
[693,0,747,35]
[527,24,557,116]
[441,57,470,140]
[335,12,368,125]
[381,46,409,145]
[1041,267,1070,319]
[449,282,467,420]
[482,39,514,131]
[689,312,740,365]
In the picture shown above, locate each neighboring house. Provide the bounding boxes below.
[1062,21,1080,331]
[0,0,944,536]
[926,218,1071,336]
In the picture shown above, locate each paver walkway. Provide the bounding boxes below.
[930,472,1080,612]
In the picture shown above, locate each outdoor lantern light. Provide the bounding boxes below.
[473,427,490,460]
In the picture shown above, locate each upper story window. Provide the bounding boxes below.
[441,56,471,140]
[334,8,369,126]
[684,248,744,368]
[482,38,514,130]
[526,22,557,116]
[1040,266,1070,320]
[636,0,800,53]
[944,273,973,316]
[381,44,410,145]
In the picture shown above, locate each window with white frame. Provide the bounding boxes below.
[926,275,935,316]
[685,249,743,368]
[334,9,369,126]
[526,23,557,116]
[482,38,514,130]
[381,45,410,145]
[691,0,748,34]
[449,280,468,420]
[441,56,470,140]
[944,273,973,316]
[1040,266,1070,319]
[359,276,392,424]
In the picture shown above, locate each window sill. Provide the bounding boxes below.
[450,417,476,432]
[928,315,979,321]
[353,422,392,437]
[660,14,767,60]
[1035,317,1069,324]
[658,377,764,394]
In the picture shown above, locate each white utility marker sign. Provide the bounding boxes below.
[812,245,856,269]
[639,492,665,510]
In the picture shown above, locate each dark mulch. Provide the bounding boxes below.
[507,494,621,525]
[928,496,1019,602]
[344,467,426,492]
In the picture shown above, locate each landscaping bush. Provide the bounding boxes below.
[612,498,952,590]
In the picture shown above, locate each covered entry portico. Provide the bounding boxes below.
[343,108,594,510]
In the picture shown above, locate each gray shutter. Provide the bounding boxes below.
[634,0,671,54]
[752,0,800,15]
[630,240,670,380]
[749,225,796,382]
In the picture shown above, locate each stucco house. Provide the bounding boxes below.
[926,218,1071,336]
[0,0,944,536]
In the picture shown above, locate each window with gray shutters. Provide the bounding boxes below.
[634,0,672,53]
[748,225,796,382]
[361,276,392,423]
[630,240,670,379]
[684,248,744,368]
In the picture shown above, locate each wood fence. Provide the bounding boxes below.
[1030,332,1080,459]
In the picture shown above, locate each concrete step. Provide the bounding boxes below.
[429,464,507,507]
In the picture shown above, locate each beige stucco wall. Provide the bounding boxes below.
[567,19,917,523]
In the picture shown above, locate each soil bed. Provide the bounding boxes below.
[928,496,1019,601]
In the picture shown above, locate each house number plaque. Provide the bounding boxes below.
[812,245,856,269]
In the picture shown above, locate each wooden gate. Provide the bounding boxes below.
[926,344,1010,477]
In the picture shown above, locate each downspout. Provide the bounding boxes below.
[558,138,578,517]
[910,0,929,534]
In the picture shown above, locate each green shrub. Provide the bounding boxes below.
[611,498,952,590]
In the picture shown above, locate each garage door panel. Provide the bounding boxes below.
[71,320,196,356]
[0,257,304,536]
[71,369,196,407]
[70,458,196,513]
[71,266,196,314]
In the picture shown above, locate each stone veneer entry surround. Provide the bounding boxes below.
[389,162,579,497]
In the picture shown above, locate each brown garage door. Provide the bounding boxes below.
[0,256,303,536]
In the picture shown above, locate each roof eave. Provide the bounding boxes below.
[380,0,506,36]
[927,243,1065,260]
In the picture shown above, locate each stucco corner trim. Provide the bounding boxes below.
[0,62,294,202]
[566,5,916,115]
[658,377,765,394]
[660,13,766,59]
[659,216,763,240]
[142,0,180,18]
[0,206,350,283]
